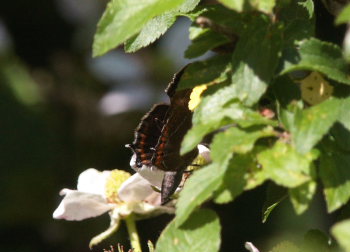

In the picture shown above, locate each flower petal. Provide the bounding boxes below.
[53,189,113,221]
[245,242,260,252]
[118,173,157,202]
[198,144,211,163]
[130,154,164,188]
[77,168,110,196]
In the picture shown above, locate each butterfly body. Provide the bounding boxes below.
[127,68,197,204]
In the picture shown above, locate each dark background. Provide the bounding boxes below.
[0,1,343,251]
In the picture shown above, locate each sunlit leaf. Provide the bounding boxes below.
[93,0,185,56]
[156,209,221,252]
[331,219,350,252]
[257,141,317,188]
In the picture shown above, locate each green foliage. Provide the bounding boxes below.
[93,0,187,56]
[156,209,221,252]
[93,0,350,251]
[332,219,350,252]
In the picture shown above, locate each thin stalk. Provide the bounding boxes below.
[125,214,142,252]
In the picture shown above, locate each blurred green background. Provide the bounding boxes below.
[0,1,343,251]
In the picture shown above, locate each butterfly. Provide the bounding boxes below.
[126,67,198,204]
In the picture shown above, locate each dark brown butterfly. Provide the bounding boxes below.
[126,67,198,204]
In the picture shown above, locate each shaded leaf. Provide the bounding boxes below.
[156,209,221,252]
[319,149,350,212]
[178,55,231,90]
[93,0,185,56]
[281,38,350,85]
[298,0,314,19]
[232,17,283,106]
[185,29,230,58]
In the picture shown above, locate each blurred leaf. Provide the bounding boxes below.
[1,58,42,106]
[298,0,314,19]
[262,183,287,223]
[218,0,276,13]
[93,0,185,56]
[185,29,230,58]
[301,229,331,252]
[281,38,350,85]
[178,55,231,90]
[175,163,225,227]
[125,0,200,52]
[291,98,341,154]
[289,180,317,214]
[257,141,316,188]
[269,241,300,252]
[335,4,350,25]
[156,209,221,252]
[232,17,283,106]
[331,219,350,252]
[319,149,350,212]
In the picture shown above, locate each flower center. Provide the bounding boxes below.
[105,170,131,203]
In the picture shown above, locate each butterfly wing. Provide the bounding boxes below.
[127,103,170,168]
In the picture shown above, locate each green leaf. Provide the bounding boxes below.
[218,0,276,13]
[262,183,287,223]
[257,141,317,188]
[125,0,200,52]
[289,180,317,214]
[336,3,350,25]
[290,98,341,154]
[301,229,331,252]
[156,209,221,252]
[211,126,275,163]
[215,151,267,204]
[319,149,350,212]
[281,38,350,85]
[175,163,225,227]
[232,17,283,106]
[178,55,231,90]
[298,0,314,19]
[185,29,230,59]
[331,219,350,252]
[182,97,275,154]
[339,96,350,131]
[331,123,350,152]
[278,0,315,46]
[93,0,185,57]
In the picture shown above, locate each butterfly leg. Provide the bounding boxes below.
[161,170,184,205]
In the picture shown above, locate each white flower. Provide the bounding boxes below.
[53,168,173,247]
[245,242,261,252]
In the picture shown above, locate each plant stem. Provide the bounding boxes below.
[125,214,142,252]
